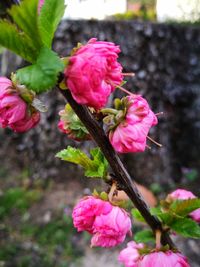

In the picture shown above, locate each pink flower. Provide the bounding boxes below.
[118,241,144,267]
[109,95,158,153]
[137,251,190,267]
[168,189,200,223]
[72,196,112,234]
[72,196,132,247]
[91,205,132,247]
[65,38,123,109]
[0,77,40,132]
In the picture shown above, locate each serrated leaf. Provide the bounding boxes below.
[8,0,42,49]
[170,217,200,238]
[56,146,108,179]
[0,20,37,62]
[56,146,93,169]
[38,0,66,47]
[16,47,64,92]
[134,229,155,243]
[131,208,145,222]
[170,198,200,217]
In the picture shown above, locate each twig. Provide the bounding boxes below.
[58,88,175,248]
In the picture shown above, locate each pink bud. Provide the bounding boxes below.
[0,77,40,132]
[109,95,157,153]
[58,104,90,141]
[118,241,144,267]
[65,38,123,109]
[138,251,190,267]
[168,189,200,223]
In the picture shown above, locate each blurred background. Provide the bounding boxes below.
[0,0,200,266]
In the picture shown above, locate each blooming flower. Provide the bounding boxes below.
[65,38,123,109]
[118,241,144,267]
[91,205,132,247]
[137,251,190,267]
[72,196,132,247]
[0,77,40,132]
[109,95,158,153]
[168,189,200,223]
[72,196,112,234]
[58,104,90,141]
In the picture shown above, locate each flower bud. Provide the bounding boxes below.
[58,104,90,141]
[0,77,40,132]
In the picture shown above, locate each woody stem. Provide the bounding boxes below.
[58,87,175,249]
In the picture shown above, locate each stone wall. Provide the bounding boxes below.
[1,20,200,191]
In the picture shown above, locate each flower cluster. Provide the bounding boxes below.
[118,241,190,267]
[64,38,158,152]
[0,77,40,132]
[72,196,132,247]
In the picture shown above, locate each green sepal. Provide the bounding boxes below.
[56,146,108,179]
[16,47,64,92]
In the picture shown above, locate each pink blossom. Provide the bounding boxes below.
[0,77,40,132]
[118,241,144,267]
[168,189,200,223]
[72,196,132,247]
[91,205,132,247]
[65,38,123,109]
[109,95,158,153]
[72,196,112,234]
[137,251,190,267]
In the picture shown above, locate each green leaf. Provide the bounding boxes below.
[85,148,108,178]
[131,209,145,222]
[170,217,200,238]
[16,47,64,92]
[0,20,38,62]
[38,0,66,47]
[8,0,42,49]
[56,146,108,179]
[134,229,155,243]
[56,146,93,169]
[170,198,200,217]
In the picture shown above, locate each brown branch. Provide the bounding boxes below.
[59,88,175,248]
